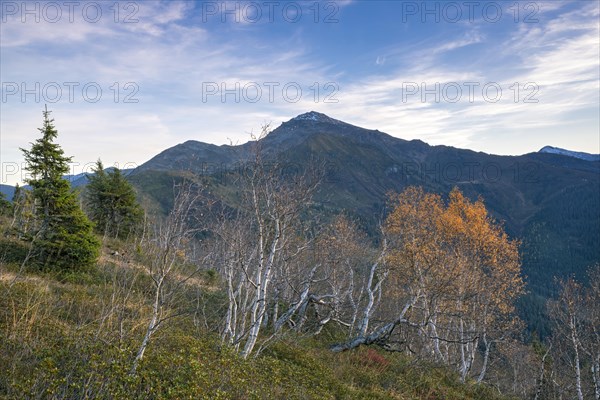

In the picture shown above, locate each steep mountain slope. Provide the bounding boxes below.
[131,112,600,333]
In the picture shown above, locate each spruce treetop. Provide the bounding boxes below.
[21,107,72,184]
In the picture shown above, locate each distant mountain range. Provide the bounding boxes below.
[0,185,15,200]
[129,112,600,336]
[0,168,135,199]
[65,168,135,188]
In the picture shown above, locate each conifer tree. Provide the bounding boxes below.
[0,192,11,216]
[11,183,22,205]
[85,160,143,239]
[21,107,100,271]
[85,160,110,233]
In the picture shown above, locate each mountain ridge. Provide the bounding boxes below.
[539,145,600,162]
[137,113,600,174]
[131,114,599,318]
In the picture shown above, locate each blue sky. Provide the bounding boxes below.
[1,0,599,185]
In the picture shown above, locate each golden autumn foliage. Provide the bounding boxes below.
[382,187,524,381]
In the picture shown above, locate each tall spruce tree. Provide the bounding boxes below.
[85,160,143,239]
[21,108,100,271]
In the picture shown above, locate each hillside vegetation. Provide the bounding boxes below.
[1,111,598,399]
[0,239,511,400]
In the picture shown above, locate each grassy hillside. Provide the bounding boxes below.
[0,236,513,400]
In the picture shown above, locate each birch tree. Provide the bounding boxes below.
[216,125,322,358]
[549,278,585,400]
[309,216,376,336]
[585,266,600,400]
[330,187,524,386]
[549,265,600,400]
[131,181,206,374]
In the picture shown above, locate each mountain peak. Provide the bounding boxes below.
[290,111,343,125]
[539,146,600,162]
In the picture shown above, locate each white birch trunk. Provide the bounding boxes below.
[570,314,584,400]
[131,277,162,374]
[357,240,387,337]
[477,331,490,383]
[241,219,280,358]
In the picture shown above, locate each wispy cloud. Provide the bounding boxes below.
[312,1,599,153]
[1,0,598,185]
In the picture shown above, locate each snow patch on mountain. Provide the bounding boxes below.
[291,111,345,125]
[539,146,600,162]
